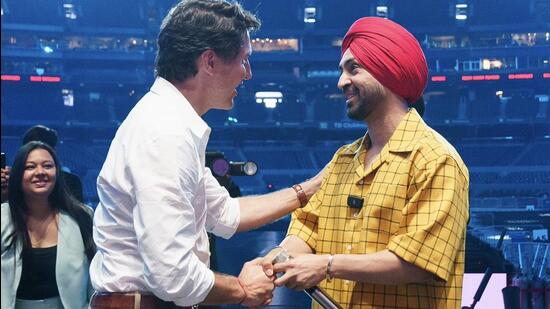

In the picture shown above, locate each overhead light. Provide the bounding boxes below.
[62,89,74,107]
[43,46,54,53]
[255,91,283,109]
[455,3,468,20]
[535,95,549,103]
[491,60,503,69]
[264,98,278,109]
[304,7,317,23]
[482,59,503,70]
[376,5,388,18]
[63,3,77,19]
[255,91,283,99]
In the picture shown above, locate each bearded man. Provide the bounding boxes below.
[262,17,470,309]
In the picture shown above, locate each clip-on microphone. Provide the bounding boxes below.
[347,195,364,209]
[272,250,342,309]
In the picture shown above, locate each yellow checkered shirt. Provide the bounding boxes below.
[288,109,469,308]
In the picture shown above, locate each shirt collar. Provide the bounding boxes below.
[150,77,210,139]
[386,108,426,153]
[339,134,369,156]
[339,108,426,156]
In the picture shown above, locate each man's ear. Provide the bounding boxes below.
[198,49,216,76]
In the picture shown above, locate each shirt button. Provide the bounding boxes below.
[358,180,364,185]
[353,212,359,218]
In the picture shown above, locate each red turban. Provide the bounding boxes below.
[341,17,427,104]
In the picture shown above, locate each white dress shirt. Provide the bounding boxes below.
[90,77,240,307]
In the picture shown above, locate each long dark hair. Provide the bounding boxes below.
[6,141,96,261]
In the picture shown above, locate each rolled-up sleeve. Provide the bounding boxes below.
[129,133,214,306]
[204,168,240,239]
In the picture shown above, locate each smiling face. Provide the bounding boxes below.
[337,48,387,121]
[21,148,57,200]
[211,31,252,110]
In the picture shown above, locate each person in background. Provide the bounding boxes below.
[1,125,84,204]
[1,141,95,309]
[262,17,469,308]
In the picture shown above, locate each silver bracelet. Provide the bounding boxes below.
[326,254,334,282]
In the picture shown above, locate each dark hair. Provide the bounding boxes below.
[155,0,260,82]
[410,96,425,117]
[6,142,96,261]
[22,125,59,148]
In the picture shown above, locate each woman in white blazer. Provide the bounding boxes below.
[1,141,95,309]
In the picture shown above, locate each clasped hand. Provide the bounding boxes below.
[238,258,276,307]
[239,251,328,308]
[261,250,328,291]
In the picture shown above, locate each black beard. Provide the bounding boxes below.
[345,85,385,121]
[347,98,370,121]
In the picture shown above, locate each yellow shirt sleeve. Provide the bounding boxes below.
[387,154,469,282]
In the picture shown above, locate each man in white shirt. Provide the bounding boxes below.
[89,1,322,308]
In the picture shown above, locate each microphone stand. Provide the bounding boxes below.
[462,229,508,309]
[462,267,493,309]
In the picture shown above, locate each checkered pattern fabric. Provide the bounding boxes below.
[288,109,469,308]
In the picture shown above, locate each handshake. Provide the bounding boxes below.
[236,247,330,308]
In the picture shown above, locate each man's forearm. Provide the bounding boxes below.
[330,249,436,285]
[202,273,245,305]
[271,249,437,290]
[237,177,320,232]
[280,235,314,254]
[237,187,300,232]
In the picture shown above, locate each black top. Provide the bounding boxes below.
[16,246,59,300]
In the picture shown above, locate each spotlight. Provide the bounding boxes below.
[230,161,258,176]
[206,152,258,177]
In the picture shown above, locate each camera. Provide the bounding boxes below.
[206,151,258,177]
